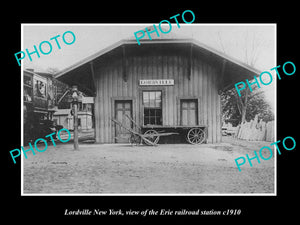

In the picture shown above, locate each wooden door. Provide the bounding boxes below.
[181,99,198,126]
[115,100,132,143]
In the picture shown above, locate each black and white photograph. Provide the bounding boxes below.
[21,24,276,195]
[4,5,299,222]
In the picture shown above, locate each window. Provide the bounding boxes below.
[34,79,46,98]
[143,91,162,125]
[24,75,32,87]
[24,86,32,102]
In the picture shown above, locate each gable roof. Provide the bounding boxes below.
[55,37,261,95]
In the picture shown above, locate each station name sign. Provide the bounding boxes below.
[139,79,174,86]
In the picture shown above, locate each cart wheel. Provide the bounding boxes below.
[187,128,206,144]
[143,129,160,145]
[129,134,141,145]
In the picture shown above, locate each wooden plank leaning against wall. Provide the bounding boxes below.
[93,49,222,143]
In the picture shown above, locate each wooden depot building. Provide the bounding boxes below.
[55,30,260,144]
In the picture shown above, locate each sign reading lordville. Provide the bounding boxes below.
[139,79,174,86]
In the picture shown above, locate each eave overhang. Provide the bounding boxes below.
[55,38,261,95]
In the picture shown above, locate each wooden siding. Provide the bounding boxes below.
[93,50,222,143]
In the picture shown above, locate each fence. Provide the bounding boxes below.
[234,115,274,142]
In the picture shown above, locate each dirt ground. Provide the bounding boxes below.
[23,136,275,194]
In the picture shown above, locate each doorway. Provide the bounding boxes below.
[114,100,132,143]
[180,99,198,126]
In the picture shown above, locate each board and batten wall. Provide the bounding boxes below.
[93,48,222,143]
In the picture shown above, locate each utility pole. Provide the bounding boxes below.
[71,85,79,150]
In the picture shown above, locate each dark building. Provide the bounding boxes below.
[23,69,95,143]
[23,69,57,142]
[55,32,260,144]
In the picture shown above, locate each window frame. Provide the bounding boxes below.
[176,96,202,126]
[141,90,163,126]
[180,98,199,126]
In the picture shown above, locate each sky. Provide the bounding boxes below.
[22,24,276,110]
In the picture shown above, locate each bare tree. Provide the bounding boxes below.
[216,29,263,124]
